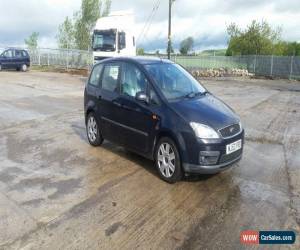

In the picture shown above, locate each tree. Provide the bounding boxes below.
[179,37,194,55]
[24,32,39,49]
[74,0,111,50]
[57,0,111,50]
[226,20,281,56]
[56,17,75,49]
[137,48,145,55]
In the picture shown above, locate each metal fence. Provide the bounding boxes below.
[165,55,300,79]
[1,46,299,79]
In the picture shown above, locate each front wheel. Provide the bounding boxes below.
[86,112,103,146]
[155,137,182,183]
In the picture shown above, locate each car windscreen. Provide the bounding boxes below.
[93,30,116,51]
[145,63,206,101]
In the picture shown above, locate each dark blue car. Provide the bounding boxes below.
[84,57,244,183]
[0,48,30,72]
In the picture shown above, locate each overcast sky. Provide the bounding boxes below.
[0,0,299,51]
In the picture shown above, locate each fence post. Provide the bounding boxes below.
[289,56,294,80]
[38,49,41,66]
[270,55,274,76]
[254,54,257,75]
[66,49,69,70]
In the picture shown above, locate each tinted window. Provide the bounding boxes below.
[3,50,13,58]
[101,64,120,92]
[21,50,28,57]
[89,64,103,86]
[121,63,148,98]
[149,86,160,105]
[15,50,22,58]
[119,32,126,50]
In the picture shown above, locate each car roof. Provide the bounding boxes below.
[98,56,174,66]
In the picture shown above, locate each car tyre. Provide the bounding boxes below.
[86,112,103,146]
[155,137,182,183]
[21,64,28,72]
[0,64,2,71]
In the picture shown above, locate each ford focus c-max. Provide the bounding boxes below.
[84,57,244,183]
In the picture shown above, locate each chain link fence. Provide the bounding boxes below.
[1,46,299,79]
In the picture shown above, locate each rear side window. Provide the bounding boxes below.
[89,64,103,86]
[101,64,120,92]
[15,50,22,58]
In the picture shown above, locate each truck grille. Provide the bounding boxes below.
[219,123,241,138]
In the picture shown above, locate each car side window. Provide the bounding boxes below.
[21,51,28,57]
[120,63,148,98]
[149,86,160,105]
[101,64,120,92]
[15,50,22,58]
[89,64,103,86]
[3,50,13,58]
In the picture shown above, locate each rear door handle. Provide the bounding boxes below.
[112,101,122,107]
[97,95,102,100]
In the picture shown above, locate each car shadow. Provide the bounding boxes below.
[71,121,215,183]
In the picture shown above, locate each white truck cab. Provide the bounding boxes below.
[92,10,136,64]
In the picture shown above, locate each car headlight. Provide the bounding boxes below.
[190,122,220,139]
[239,121,243,130]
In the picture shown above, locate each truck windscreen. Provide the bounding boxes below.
[93,30,116,51]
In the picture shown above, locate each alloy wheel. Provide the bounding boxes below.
[157,142,176,178]
[87,116,98,142]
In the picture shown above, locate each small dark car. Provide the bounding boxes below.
[84,57,244,183]
[0,48,30,72]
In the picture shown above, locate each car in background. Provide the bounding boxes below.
[0,48,30,72]
[84,57,244,183]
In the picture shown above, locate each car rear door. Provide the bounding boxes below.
[97,62,122,143]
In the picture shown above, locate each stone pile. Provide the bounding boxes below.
[191,68,253,78]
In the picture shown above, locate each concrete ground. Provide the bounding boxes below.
[0,71,299,250]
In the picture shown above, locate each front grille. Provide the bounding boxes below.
[219,123,241,138]
[219,149,242,164]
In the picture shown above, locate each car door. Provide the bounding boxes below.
[15,50,23,69]
[97,62,122,143]
[1,49,14,69]
[114,62,158,153]
[84,63,104,120]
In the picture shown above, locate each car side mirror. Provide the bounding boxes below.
[135,91,149,104]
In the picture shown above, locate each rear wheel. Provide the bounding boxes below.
[0,64,2,71]
[21,64,27,72]
[155,137,182,183]
[86,112,103,146]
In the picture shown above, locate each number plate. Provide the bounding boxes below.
[226,139,242,154]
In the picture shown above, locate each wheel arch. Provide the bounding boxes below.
[152,130,185,163]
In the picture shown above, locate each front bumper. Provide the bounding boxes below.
[181,130,244,174]
[183,153,242,174]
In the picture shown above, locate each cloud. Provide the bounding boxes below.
[0,0,299,51]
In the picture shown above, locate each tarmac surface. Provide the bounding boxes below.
[0,71,299,249]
